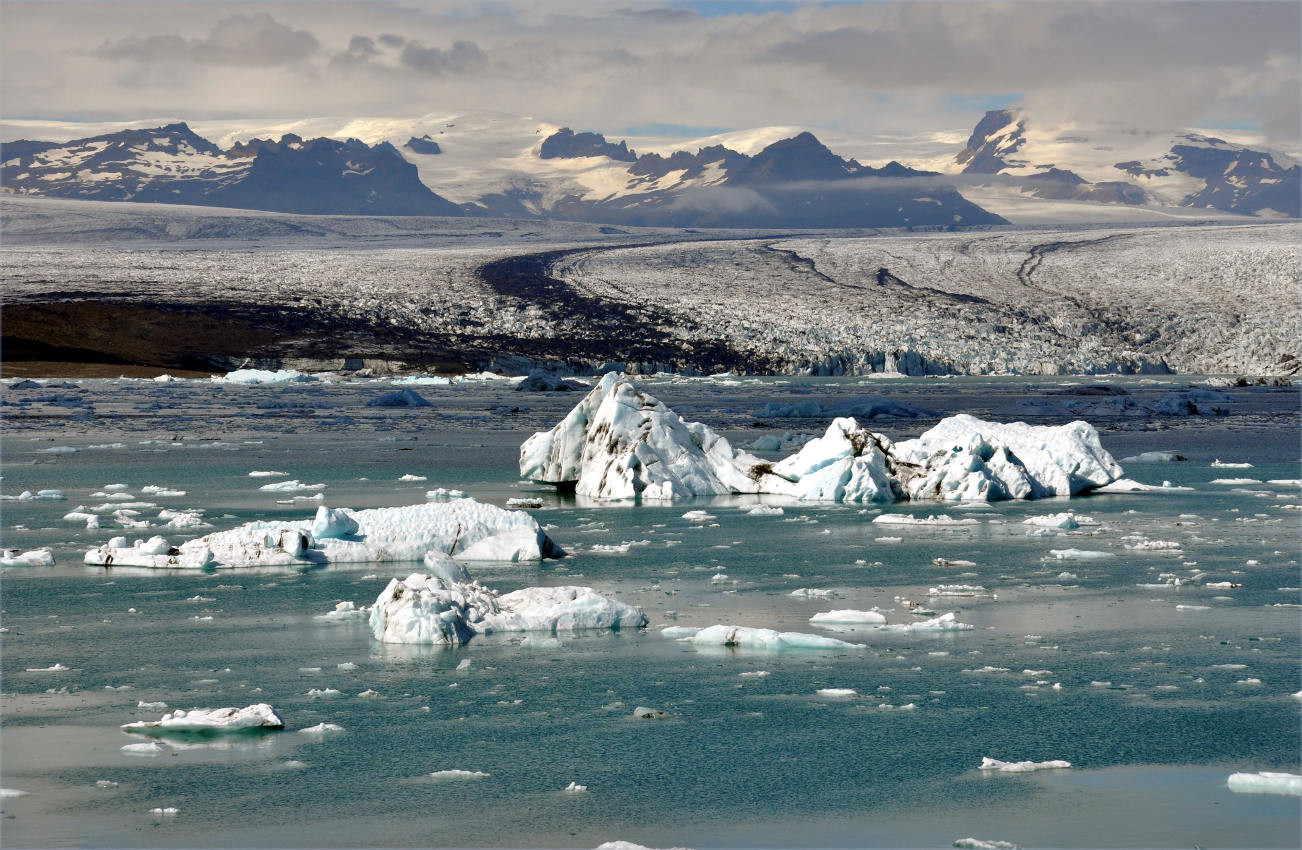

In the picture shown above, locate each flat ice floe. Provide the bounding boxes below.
[979,757,1071,772]
[122,704,283,734]
[1226,771,1302,796]
[368,564,647,645]
[520,375,1122,502]
[666,624,864,650]
[84,499,563,568]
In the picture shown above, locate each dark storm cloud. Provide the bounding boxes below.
[93,12,318,67]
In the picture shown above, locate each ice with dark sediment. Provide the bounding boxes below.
[520,375,1122,502]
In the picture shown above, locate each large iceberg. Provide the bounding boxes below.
[122,704,283,734]
[85,500,563,569]
[520,375,1122,502]
[368,563,648,645]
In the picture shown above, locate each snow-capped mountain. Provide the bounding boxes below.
[952,108,1299,217]
[0,123,462,216]
[1,114,1003,228]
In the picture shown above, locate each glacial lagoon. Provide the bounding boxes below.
[1,373,1298,848]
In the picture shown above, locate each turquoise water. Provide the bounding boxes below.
[1,376,1299,847]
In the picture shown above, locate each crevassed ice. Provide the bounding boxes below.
[520,374,1121,502]
[84,499,563,569]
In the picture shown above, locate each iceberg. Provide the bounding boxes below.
[979,757,1071,773]
[1,548,55,567]
[368,568,647,646]
[84,498,563,569]
[213,369,315,384]
[809,609,887,625]
[122,703,283,734]
[366,388,433,408]
[1226,771,1302,796]
[681,624,864,651]
[521,375,1121,502]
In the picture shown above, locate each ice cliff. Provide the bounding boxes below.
[520,374,1122,502]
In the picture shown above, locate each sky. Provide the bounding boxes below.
[2,0,1299,154]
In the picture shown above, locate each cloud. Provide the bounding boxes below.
[93,12,318,67]
[399,39,488,75]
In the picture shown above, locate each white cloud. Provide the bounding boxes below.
[1,1,1296,157]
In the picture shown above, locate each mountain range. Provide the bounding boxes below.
[3,109,1297,225]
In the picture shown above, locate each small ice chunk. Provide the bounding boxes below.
[2,548,55,567]
[632,706,666,718]
[121,741,166,755]
[953,839,1019,850]
[249,471,289,477]
[564,781,588,793]
[25,663,69,672]
[815,688,857,698]
[299,723,345,735]
[398,474,428,482]
[1048,549,1114,560]
[681,510,715,521]
[873,514,979,526]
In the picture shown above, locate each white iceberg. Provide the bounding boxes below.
[520,375,1121,502]
[1226,771,1301,796]
[213,369,315,384]
[122,703,283,734]
[809,609,887,625]
[84,498,562,569]
[979,757,1071,772]
[881,612,974,632]
[1,548,55,567]
[679,624,864,651]
[368,567,647,646]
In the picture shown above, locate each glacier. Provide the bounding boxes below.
[520,374,1122,501]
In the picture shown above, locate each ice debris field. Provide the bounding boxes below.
[0,371,1298,848]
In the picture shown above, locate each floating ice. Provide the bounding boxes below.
[521,375,1121,502]
[249,470,289,477]
[633,706,667,718]
[928,585,993,598]
[1226,772,1301,796]
[953,839,1019,849]
[121,741,165,755]
[299,723,345,735]
[426,488,469,501]
[881,612,973,632]
[564,781,588,793]
[316,601,368,621]
[1095,479,1194,493]
[809,610,887,625]
[428,769,490,780]
[1120,451,1187,463]
[398,474,428,482]
[979,757,1071,772]
[368,569,647,645]
[743,504,785,516]
[122,704,283,734]
[1210,460,1254,468]
[1210,477,1262,485]
[873,514,979,526]
[815,688,857,697]
[1,548,55,567]
[25,663,69,672]
[366,388,432,408]
[0,789,31,798]
[259,479,325,492]
[1047,549,1114,560]
[214,369,315,384]
[682,624,863,651]
[1023,512,1090,530]
[86,498,562,569]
